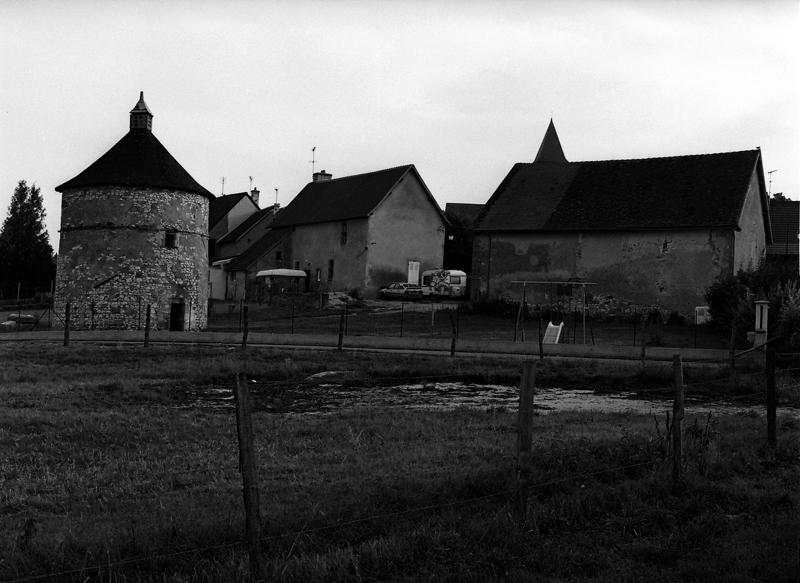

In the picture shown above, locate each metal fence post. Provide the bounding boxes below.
[144,304,151,347]
[242,306,249,351]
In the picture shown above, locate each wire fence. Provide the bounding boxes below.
[3,345,797,582]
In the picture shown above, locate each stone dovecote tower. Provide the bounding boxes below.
[54,92,212,331]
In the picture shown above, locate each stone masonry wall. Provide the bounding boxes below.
[54,186,209,330]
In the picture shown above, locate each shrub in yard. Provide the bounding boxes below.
[706,262,798,348]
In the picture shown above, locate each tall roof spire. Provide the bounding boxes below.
[130,91,153,131]
[534,118,567,163]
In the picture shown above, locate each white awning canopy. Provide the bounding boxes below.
[256,269,308,278]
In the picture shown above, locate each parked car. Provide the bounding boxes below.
[379,282,423,300]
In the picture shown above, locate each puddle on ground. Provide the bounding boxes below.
[176,381,798,419]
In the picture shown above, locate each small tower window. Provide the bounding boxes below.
[340,222,348,245]
[165,230,178,248]
[328,259,334,282]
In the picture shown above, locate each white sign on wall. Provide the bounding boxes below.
[407,261,420,284]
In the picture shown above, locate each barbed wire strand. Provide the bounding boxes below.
[3,458,659,583]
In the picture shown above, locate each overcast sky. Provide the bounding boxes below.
[1,0,797,253]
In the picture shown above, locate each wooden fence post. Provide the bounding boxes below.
[63,302,70,347]
[233,369,265,580]
[516,362,535,524]
[672,354,684,488]
[337,306,345,350]
[241,305,249,351]
[766,348,777,447]
[144,304,151,347]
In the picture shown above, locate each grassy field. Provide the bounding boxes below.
[1,343,798,582]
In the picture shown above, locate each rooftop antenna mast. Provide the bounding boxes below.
[310,146,317,174]
[274,187,279,206]
[767,169,778,197]
[221,177,225,195]
[249,175,254,192]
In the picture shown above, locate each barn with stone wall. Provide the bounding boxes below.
[54,93,212,331]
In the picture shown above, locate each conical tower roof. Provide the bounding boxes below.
[533,119,567,163]
[56,93,212,198]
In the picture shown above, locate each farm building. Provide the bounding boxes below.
[472,120,772,315]
[54,93,213,330]
[267,165,447,297]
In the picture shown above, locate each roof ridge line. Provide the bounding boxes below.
[311,164,413,183]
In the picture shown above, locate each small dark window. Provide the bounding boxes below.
[165,230,177,248]
[328,259,334,282]
[276,250,283,262]
[294,261,300,270]
[340,222,348,245]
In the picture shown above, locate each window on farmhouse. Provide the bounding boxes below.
[276,250,282,262]
[340,222,348,245]
[165,230,178,248]
[328,259,334,282]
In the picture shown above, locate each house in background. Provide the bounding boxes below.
[767,197,799,270]
[209,203,281,300]
[268,165,447,297]
[472,120,772,315]
[208,190,260,259]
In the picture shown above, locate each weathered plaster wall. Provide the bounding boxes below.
[54,186,209,330]
[472,228,735,314]
[366,175,444,293]
[733,169,767,272]
[287,219,369,293]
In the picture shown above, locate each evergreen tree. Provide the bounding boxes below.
[0,180,56,297]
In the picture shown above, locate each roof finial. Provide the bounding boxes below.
[130,91,153,131]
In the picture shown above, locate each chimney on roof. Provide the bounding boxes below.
[250,188,260,208]
[130,91,153,131]
[313,170,332,182]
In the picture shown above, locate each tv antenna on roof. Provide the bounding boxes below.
[310,146,317,173]
[274,187,279,206]
[221,176,225,195]
[249,176,254,192]
[767,169,778,197]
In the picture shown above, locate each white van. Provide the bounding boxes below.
[420,269,468,298]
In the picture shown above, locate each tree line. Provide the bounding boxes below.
[0,180,56,300]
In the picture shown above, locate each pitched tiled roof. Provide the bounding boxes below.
[445,203,484,228]
[56,129,212,198]
[217,207,277,244]
[477,150,766,233]
[767,200,799,255]
[228,229,287,271]
[272,165,433,228]
[209,192,249,230]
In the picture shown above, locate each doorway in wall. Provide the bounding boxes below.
[169,298,185,331]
